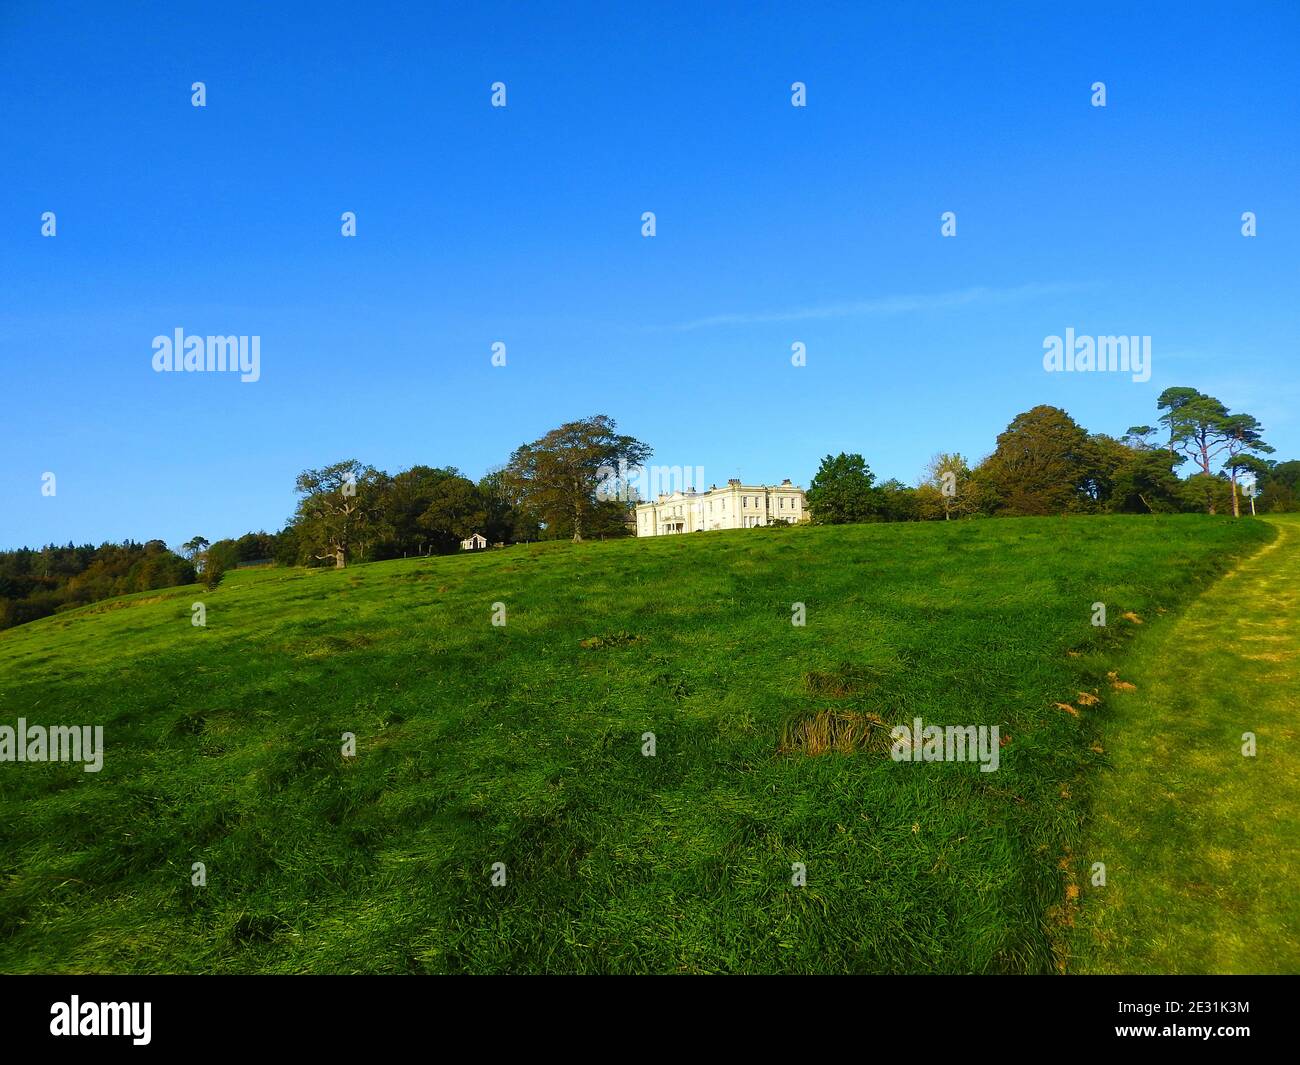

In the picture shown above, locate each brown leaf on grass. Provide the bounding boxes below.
[1107,670,1137,691]
[1066,650,1081,658]
[1054,702,1080,717]
[1090,742,1105,754]
[1066,884,1080,901]
[1121,611,1143,624]
[1077,691,1102,706]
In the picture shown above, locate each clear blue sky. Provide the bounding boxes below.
[2,1,1297,551]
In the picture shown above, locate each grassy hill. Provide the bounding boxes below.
[0,515,1273,974]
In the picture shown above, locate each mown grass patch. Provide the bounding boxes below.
[1071,516,1299,973]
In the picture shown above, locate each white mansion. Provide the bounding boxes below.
[635,479,806,536]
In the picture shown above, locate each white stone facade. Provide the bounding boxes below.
[634,479,806,536]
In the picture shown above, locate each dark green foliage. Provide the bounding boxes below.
[1261,460,1300,512]
[876,479,920,521]
[0,541,195,631]
[205,539,240,574]
[506,415,651,543]
[977,406,1102,515]
[806,453,880,523]
[371,465,468,559]
[1092,434,1185,513]
[233,532,277,563]
[202,557,226,592]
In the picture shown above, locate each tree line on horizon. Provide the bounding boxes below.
[273,414,649,570]
[808,388,1293,524]
[0,416,648,628]
[1,389,1295,630]
[0,540,195,630]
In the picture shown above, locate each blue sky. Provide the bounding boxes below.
[2,1,1297,550]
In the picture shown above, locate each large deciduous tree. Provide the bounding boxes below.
[917,452,975,520]
[292,459,384,568]
[479,467,538,544]
[976,405,1101,515]
[806,453,881,524]
[381,465,463,556]
[1094,432,1185,513]
[506,416,651,542]
[1261,459,1300,513]
[420,475,488,548]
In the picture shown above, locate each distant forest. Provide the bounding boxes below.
[0,540,195,630]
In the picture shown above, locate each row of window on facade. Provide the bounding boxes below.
[703,496,795,512]
[659,497,796,517]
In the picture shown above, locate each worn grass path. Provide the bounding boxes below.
[1073,516,1300,973]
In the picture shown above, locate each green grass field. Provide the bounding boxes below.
[0,515,1276,973]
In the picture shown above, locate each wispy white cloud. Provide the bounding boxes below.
[674,281,1093,331]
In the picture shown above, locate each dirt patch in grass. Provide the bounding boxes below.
[579,631,644,649]
[280,632,378,659]
[223,912,290,946]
